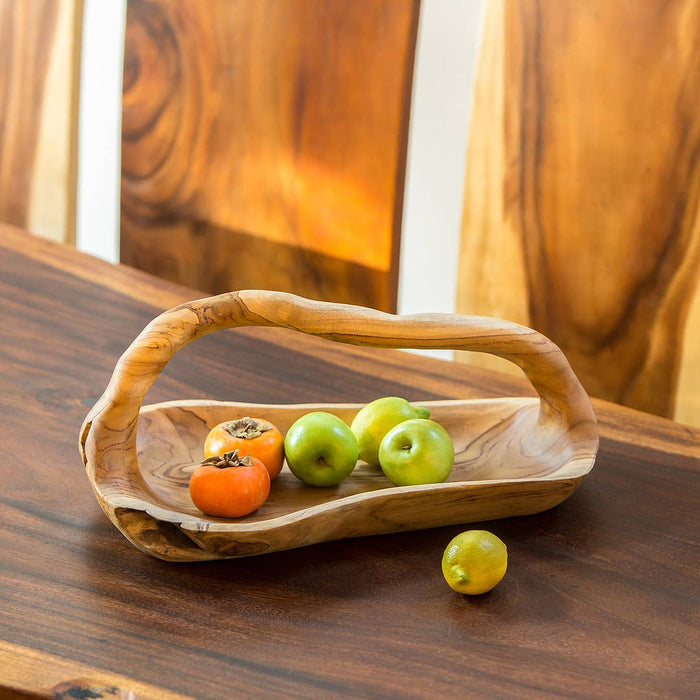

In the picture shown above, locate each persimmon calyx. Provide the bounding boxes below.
[201,450,254,469]
[223,417,272,439]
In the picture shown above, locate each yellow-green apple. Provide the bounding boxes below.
[350,397,430,467]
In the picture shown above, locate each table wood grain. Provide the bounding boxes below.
[1,224,698,699]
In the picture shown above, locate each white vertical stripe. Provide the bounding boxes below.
[75,0,127,263]
[398,0,486,359]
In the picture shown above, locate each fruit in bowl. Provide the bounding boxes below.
[378,418,454,486]
[189,450,271,518]
[350,396,430,467]
[204,416,284,479]
[284,412,360,487]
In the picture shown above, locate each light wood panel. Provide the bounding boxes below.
[0,0,82,244]
[120,0,420,312]
[457,0,700,426]
[0,640,190,700]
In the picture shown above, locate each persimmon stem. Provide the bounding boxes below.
[223,417,271,439]
[201,450,253,469]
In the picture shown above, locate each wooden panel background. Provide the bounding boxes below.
[457,0,700,427]
[120,0,420,312]
[0,0,82,244]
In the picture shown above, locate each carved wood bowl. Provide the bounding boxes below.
[80,290,599,561]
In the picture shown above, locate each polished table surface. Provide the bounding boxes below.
[1,224,698,699]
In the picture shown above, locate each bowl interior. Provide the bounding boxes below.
[134,399,596,523]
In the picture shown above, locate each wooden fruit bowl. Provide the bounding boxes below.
[79,290,599,561]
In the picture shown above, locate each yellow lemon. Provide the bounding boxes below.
[441,530,508,595]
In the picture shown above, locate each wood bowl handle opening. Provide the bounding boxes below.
[80,290,597,489]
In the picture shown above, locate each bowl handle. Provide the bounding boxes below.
[80,290,597,485]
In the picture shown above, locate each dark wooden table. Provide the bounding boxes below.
[1,224,698,699]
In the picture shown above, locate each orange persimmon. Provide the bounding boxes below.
[189,450,270,518]
[204,417,284,479]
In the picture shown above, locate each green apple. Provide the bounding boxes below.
[350,397,430,467]
[378,418,454,486]
[284,412,359,487]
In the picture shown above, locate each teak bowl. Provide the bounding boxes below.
[80,290,599,561]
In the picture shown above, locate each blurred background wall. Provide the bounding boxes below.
[1,0,698,427]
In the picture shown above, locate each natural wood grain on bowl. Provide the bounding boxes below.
[80,290,599,561]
